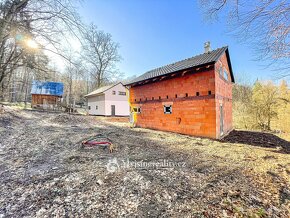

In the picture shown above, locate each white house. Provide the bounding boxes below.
[85,82,130,116]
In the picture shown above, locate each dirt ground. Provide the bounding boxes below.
[0,107,289,217]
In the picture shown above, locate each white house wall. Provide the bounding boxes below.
[87,94,105,115]
[104,83,130,116]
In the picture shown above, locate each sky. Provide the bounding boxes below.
[77,0,281,83]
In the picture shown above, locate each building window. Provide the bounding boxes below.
[96,106,98,110]
[132,107,141,113]
[88,106,91,110]
[208,91,211,95]
[219,66,223,76]
[112,91,116,95]
[196,92,200,96]
[164,105,172,114]
[119,91,126,96]
[224,70,229,81]
[185,93,188,97]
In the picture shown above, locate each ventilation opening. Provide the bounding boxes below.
[196,92,200,96]
[134,99,136,102]
[166,95,169,99]
[208,91,211,95]
[159,96,161,100]
[175,94,178,98]
[145,97,148,101]
[185,93,188,97]
[152,97,154,100]
[140,98,142,101]
[164,105,172,114]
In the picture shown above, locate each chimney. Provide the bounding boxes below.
[204,41,211,53]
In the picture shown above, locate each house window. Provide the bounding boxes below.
[224,70,229,81]
[119,91,126,96]
[112,91,116,95]
[164,105,172,114]
[88,106,91,110]
[219,66,223,77]
[96,106,98,110]
[132,107,141,113]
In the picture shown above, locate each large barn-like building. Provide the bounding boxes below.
[126,44,235,139]
[31,80,64,110]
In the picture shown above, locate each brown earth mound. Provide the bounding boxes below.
[221,130,290,153]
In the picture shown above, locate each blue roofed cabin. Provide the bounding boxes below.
[31,80,64,110]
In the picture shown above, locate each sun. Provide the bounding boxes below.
[26,39,38,49]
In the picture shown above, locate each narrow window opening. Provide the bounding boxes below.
[134,99,136,102]
[208,91,211,95]
[196,92,200,96]
[159,96,161,100]
[185,93,188,97]
[166,95,169,99]
[140,98,142,102]
[146,97,148,101]
[96,106,98,110]
[175,94,178,98]
[152,97,154,100]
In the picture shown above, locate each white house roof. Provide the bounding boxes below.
[85,83,122,97]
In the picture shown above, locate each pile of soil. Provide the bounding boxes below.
[50,114,88,125]
[221,130,290,153]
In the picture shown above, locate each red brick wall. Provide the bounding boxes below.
[214,53,233,137]
[129,68,217,138]
[129,52,233,139]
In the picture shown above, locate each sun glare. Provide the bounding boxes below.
[26,39,38,49]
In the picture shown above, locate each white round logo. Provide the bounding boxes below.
[106,158,120,173]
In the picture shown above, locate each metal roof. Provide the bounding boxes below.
[85,82,124,97]
[126,46,234,85]
[31,80,64,96]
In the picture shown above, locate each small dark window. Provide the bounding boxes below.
[88,106,91,110]
[185,93,188,97]
[133,107,141,113]
[134,99,136,102]
[164,105,172,114]
[112,91,116,95]
[166,95,169,99]
[159,96,161,100]
[208,91,211,95]
[146,97,148,101]
[152,97,154,100]
[196,92,200,96]
[119,91,126,96]
[96,106,98,110]
[140,98,142,101]
[175,94,178,98]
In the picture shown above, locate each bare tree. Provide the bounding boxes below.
[81,23,121,88]
[199,0,290,77]
[0,0,84,100]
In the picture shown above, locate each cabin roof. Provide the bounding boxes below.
[31,80,64,96]
[125,46,234,86]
